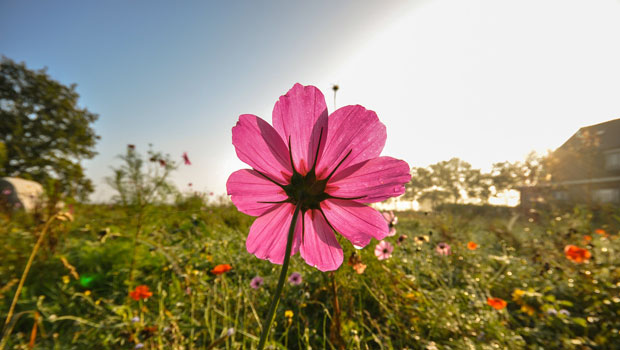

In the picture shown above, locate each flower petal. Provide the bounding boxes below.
[321,199,389,245]
[316,105,386,179]
[246,204,302,265]
[272,84,328,175]
[226,169,288,216]
[232,114,292,183]
[327,156,411,203]
[299,209,343,271]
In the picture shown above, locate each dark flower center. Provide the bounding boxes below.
[383,249,389,254]
[255,128,364,214]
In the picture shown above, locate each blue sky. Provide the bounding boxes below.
[2,0,620,202]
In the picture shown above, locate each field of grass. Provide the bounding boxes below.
[1,197,619,349]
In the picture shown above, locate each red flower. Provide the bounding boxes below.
[129,285,153,301]
[182,152,191,165]
[211,264,232,275]
[487,297,507,310]
[467,241,478,250]
[564,245,591,263]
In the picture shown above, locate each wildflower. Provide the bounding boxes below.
[182,152,191,165]
[564,245,591,263]
[62,275,70,284]
[559,309,571,316]
[487,297,507,310]
[129,285,153,301]
[131,316,140,323]
[521,305,535,316]
[435,243,451,256]
[405,292,417,300]
[397,234,408,245]
[375,240,394,261]
[135,343,144,349]
[467,241,478,250]
[583,235,592,243]
[382,211,398,236]
[211,264,232,275]
[352,263,367,274]
[288,272,302,285]
[546,308,558,316]
[2,188,11,196]
[250,276,264,289]
[285,310,294,325]
[226,84,411,271]
[414,235,429,245]
[512,289,525,302]
[348,252,367,274]
[84,290,91,296]
[595,229,607,236]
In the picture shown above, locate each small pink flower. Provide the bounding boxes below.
[288,272,302,285]
[250,276,264,289]
[183,152,192,165]
[2,188,11,196]
[374,240,394,260]
[226,84,411,271]
[435,242,451,256]
[382,211,398,236]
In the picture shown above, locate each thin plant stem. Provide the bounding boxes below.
[0,213,60,349]
[256,202,302,350]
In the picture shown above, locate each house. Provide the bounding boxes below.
[0,177,45,212]
[522,118,620,207]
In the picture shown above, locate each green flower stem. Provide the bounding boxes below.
[257,202,302,350]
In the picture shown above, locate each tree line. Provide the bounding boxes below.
[403,152,551,207]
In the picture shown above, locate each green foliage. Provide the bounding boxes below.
[105,144,178,207]
[1,198,619,349]
[0,57,99,200]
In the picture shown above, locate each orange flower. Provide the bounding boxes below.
[129,285,153,301]
[467,241,478,250]
[583,235,592,242]
[487,297,507,310]
[211,264,232,275]
[352,263,367,274]
[594,229,607,236]
[564,245,591,263]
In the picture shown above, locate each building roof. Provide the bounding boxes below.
[558,118,620,152]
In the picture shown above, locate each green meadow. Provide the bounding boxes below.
[1,198,619,349]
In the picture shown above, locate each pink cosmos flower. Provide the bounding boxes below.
[288,272,302,285]
[374,240,394,260]
[250,276,264,289]
[435,242,451,256]
[382,211,398,236]
[183,152,192,165]
[226,83,411,271]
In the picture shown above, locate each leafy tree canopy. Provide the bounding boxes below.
[0,57,99,200]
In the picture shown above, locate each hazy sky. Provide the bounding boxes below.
[2,0,620,201]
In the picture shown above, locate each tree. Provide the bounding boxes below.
[403,167,432,201]
[0,57,99,200]
[106,144,178,207]
[490,151,551,192]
